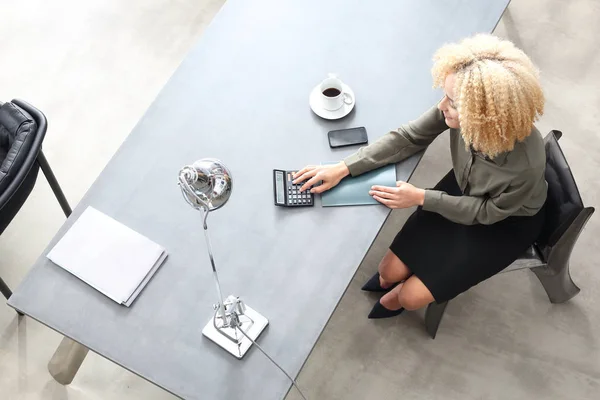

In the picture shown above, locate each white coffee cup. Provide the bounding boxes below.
[319,74,353,111]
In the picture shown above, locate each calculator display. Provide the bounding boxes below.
[275,170,285,204]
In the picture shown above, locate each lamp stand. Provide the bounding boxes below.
[201,296,269,359]
[199,212,268,359]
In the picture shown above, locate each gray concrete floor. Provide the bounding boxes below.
[1,0,598,399]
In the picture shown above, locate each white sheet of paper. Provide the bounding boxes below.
[47,206,166,305]
[123,251,168,307]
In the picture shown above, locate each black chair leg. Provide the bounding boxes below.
[531,263,580,304]
[532,207,594,303]
[37,150,72,217]
[425,301,449,339]
[0,276,12,300]
[0,276,23,315]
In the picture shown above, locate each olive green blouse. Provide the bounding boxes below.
[343,106,547,225]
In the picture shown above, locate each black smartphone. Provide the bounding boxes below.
[327,127,368,149]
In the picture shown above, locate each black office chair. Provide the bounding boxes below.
[0,99,72,304]
[425,130,595,339]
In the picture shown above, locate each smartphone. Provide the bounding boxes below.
[328,127,368,149]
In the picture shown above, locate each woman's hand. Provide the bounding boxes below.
[293,162,350,194]
[369,181,425,209]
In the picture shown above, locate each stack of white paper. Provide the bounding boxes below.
[47,206,168,306]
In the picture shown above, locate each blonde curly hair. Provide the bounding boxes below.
[432,34,544,157]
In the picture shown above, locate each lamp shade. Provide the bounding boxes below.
[179,158,232,211]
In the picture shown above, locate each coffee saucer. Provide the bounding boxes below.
[309,83,356,120]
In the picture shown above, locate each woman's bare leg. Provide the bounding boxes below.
[378,250,412,289]
[380,274,435,311]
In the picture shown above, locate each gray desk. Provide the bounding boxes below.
[8,1,509,399]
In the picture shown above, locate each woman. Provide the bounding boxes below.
[293,34,547,318]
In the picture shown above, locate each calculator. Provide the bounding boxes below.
[273,169,314,207]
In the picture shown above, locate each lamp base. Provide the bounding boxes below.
[202,301,268,359]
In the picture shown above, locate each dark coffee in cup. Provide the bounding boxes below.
[322,88,341,97]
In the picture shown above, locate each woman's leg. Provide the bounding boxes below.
[378,250,412,289]
[380,275,435,311]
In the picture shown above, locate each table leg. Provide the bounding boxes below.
[48,337,89,385]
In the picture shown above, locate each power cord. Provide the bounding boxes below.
[236,327,308,400]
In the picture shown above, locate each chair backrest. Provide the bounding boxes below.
[0,100,47,209]
[537,130,584,248]
[0,103,38,194]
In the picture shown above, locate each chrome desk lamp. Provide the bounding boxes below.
[178,158,268,359]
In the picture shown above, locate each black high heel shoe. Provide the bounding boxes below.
[361,272,400,293]
[368,300,405,319]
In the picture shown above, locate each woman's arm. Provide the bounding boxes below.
[343,105,448,177]
[422,168,545,225]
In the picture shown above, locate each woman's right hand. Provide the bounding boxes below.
[292,162,350,194]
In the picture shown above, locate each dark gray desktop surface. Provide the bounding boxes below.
[8,1,510,398]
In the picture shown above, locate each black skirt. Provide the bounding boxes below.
[390,170,546,303]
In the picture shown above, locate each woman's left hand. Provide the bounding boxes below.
[369,181,425,209]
